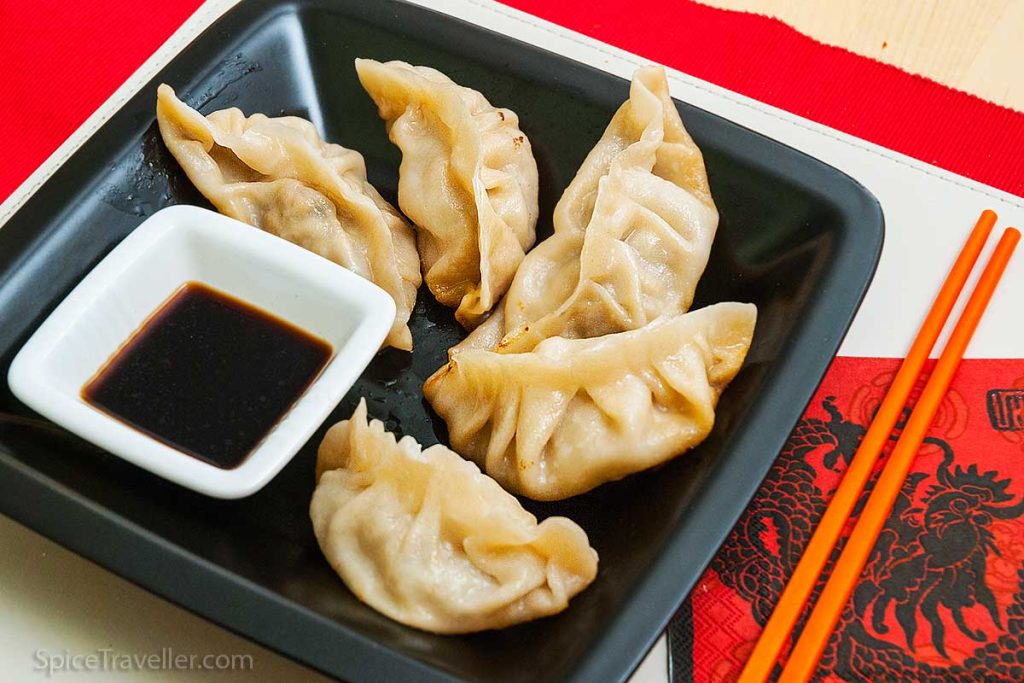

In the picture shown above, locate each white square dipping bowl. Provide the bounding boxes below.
[7,205,396,499]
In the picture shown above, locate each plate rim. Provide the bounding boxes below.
[0,0,885,681]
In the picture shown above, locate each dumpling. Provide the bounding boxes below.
[457,65,716,354]
[424,303,756,500]
[156,85,421,351]
[310,399,598,633]
[355,59,539,329]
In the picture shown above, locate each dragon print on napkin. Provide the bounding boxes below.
[673,357,1024,682]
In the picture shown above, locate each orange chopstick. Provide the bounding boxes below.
[737,209,997,683]
[780,227,1020,682]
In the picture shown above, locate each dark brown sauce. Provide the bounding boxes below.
[82,281,332,469]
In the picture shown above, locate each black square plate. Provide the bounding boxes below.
[0,1,883,681]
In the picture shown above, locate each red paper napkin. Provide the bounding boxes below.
[677,358,1024,682]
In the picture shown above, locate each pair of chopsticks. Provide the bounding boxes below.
[739,210,1020,683]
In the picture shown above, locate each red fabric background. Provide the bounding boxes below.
[2,1,1023,203]
[0,0,204,201]
[500,0,1024,198]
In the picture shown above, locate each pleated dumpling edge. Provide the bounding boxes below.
[457,65,718,356]
[311,398,598,634]
[355,58,539,330]
[424,302,757,501]
[155,84,421,351]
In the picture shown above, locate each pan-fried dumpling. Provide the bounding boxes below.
[355,59,539,329]
[310,399,598,633]
[156,85,420,351]
[424,303,756,500]
[458,65,716,354]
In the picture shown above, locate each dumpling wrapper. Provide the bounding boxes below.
[424,303,756,501]
[310,399,598,634]
[459,65,717,354]
[356,59,539,329]
[156,84,420,350]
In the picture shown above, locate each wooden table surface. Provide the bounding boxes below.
[704,0,1024,111]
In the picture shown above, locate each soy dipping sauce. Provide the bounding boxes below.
[82,282,332,469]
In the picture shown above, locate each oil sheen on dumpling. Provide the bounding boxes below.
[458,65,716,354]
[355,59,539,329]
[156,85,420,350]
[424,303,756,501]
[310,399,597,633]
